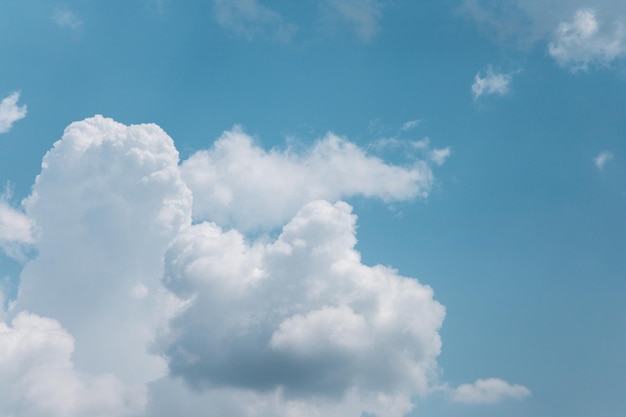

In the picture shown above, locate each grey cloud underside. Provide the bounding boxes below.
[159,201,445,401]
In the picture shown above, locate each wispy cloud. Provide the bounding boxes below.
[400,119,421,132]
[452,378,531,404]
[549,9,626,70]
[323,0,383,41]
[472,66,517,100]
[0,92,27,135]
[53,9,83,30]
[212,0,296,42]
[594,150,614,170]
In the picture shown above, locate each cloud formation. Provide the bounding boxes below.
[472,67,516,100]
[53,9,83,30]
[323,0,383,41]
[0,92,27,135]
[1,116,528,417]
[594,150,614,170]
[549,8,626,70]
[181,126,435,230]
[0,312,146,417]
[156,200,445,416]
[0,200,33,260]
[15,115,191,390]
[212,0,296,42]
[452,378,531,404]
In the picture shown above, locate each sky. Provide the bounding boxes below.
[0,1,625,417]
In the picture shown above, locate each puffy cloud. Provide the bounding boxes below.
[0,92,27,135]
[452,378,531,404]
[460,1,626,70]
[212,0,296,42]
[594,150,614,170]
[472,67,516,100]
[181,126,435,231]
[0,200,33,260]
[0,311,146,417]
[156,200,445,416]
[323,0,383,41]
[15,115,192,387]
[549,9,626,70]
[2,115,526,417]
[53,9,83,30]
[430,148,451,166]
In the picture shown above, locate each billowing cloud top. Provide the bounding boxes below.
[0,116,528,417]
[157,199,445,415]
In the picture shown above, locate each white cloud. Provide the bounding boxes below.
[323,0,383,41]
[181,126,435,231]
[430,148,451,166]
[452,378,531,404]
[155,200,445,416]
[2,116,526,417]
[472,67,516,100]
[0,312,146,417]
[594,150,614,170]
[400,119,421,132]
[14,115,191,393]
[0,200,33,260]
[53,9,83,30]
[0,92,27,135]
[549,8,626,70]
[212,0,296,42]
[461,1,626,70]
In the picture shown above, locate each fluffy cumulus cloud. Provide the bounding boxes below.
[0,312,146,417]
[472,66,516,100]
[323,0,383,41]
[0,92,27,135]
[0,115,529,417]
[12,115,191,413]
[212,0,296,42]
[452,378,531,404]
[181,126,434,231]
[461,1,626,69]
[154,200,445,416]
[549,8,626,70]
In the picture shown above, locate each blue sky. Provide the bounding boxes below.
[0,1,625,417]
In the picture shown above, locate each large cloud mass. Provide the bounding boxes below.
[156,200,445,415]
[15,115,192,385]
[0,116,528,417]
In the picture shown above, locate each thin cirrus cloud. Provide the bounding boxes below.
[1,116,529,417]
[471,67,517,100]
[0,92,27,135]
[452,378,531,404]
[549,8,626,70]
[211,0,296,42]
